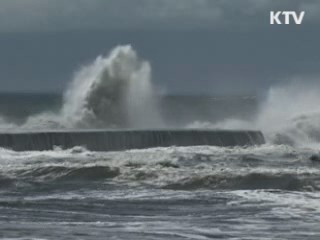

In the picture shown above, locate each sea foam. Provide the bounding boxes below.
[21,45,163,129]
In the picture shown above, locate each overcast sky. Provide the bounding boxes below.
[0,0,319,95]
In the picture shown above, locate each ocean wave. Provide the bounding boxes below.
[0,175,15,188]
[163,172,316,191]
[0,45,163,130]
[15,165,120,182]
[0,144,319,191]
[190,80,320,148]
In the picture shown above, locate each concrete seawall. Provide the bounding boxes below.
[0,129,265,151]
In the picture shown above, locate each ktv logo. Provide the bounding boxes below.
[270,11,305,25]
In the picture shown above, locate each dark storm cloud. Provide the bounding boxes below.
[0,0,318,32]
[0,0,319,94]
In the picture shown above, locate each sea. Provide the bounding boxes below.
[0,46,320,239]
[0,93,319,240]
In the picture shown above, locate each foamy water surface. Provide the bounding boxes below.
[0,144,320,239]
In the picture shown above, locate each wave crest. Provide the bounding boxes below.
[163,173,312,191]
[17,165,120,182]
[1,45,163,130]
[61,45,162,128]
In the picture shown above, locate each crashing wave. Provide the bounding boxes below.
[60,45,162,128]
[1,45,163,130]
[204,80,320,147]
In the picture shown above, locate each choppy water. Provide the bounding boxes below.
[1,144,320,239]
[1,45,320,239]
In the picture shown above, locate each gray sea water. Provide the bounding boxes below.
[0,94,320,239]
[1,144,320,239]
